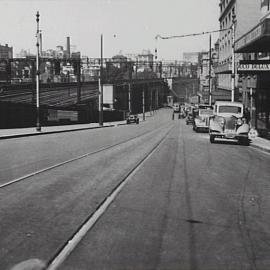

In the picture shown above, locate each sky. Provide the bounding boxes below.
[0,0,220,60]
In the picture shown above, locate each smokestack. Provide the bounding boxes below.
[67,37,71,58]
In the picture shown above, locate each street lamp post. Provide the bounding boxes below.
[142,85,145,121]
[36,11,41,131]
[99,34,103,126]
[231,12,236,102]
[247,76,254,128]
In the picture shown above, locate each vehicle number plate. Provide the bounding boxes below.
[226,133,235,138]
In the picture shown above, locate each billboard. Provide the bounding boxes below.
[103,84,114,105]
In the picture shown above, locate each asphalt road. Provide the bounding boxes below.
[1,109,270,270]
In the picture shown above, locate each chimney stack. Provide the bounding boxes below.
[67,37,71,58]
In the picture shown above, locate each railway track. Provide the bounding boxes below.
[1,121,174,270]
[0,122,172,190]
[45,123,174,270]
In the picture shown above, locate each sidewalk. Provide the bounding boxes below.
[249,136,270,154]
[0,120,126,140]
[0,112,153,140]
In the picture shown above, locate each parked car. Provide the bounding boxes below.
[186,113,194,125]
[193,104,213,132]
[209,101,250,145]
[126,114,139,124]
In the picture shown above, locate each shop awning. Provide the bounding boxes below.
[235,18,270,53]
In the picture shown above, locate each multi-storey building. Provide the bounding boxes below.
[0,44,13,59]
[183,52,199,64]
[198,50,216,104]
[234,0,270,134]
[137,50,154,71]
[215,0,261,101]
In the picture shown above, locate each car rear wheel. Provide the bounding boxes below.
[238,138,250,146]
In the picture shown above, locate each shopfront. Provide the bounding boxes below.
[235,18,270,135]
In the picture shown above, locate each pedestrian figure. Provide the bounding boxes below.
[244,108,251,123]
[172,112,174,120]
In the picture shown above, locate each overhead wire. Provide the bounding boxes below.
[155,28,231,40]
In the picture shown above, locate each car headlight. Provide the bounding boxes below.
[237,118,243,125]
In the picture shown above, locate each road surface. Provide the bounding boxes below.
[1,109,270,270]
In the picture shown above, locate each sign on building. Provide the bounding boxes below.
[238,60,270,72]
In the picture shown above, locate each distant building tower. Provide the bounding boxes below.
[67,37,71,58]
[0,44,13,59]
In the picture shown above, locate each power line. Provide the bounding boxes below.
[155,28,230,40]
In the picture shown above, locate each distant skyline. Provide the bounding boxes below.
[0,0,220,60]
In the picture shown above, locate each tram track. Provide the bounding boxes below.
[0,122,173,190]
[45,123,174,270]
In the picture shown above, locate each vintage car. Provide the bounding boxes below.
[193,104,213,132]
[186,112,194,125]
[209,101,250,145]
[126,113,139,124]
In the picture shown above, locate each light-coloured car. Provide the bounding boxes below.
[209,101,250,145]
[193,104,213,132]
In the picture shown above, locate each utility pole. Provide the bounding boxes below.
[99,34,103,126]
[128,62,132,113]
[150,87,152,115]
[231,12,236,102]
[77,58,81,103]
[156,89,159,111]
[36,11,41,132]
[208,34,212,105]
[142,85,145,121]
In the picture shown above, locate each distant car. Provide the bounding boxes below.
[193,104,213,132]
[126,114,139,124]
[186,113,194,125]
[209,101,250,145]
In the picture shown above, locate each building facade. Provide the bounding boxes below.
[215,0,261,101]
[0,44,13,59]
[198,48,218,104]
[183,52,199,64]
[234,0,270,134]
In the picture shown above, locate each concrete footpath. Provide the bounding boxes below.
[0,120,126,140]
[249,136,270,154]
[0,117,269,154]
